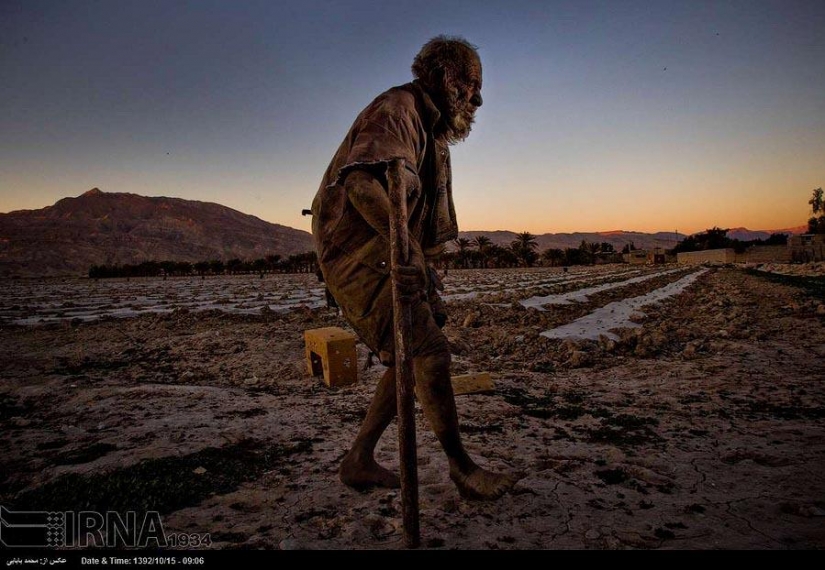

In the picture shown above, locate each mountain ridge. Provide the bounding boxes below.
[0,189,314,276]
[0,189,805,276]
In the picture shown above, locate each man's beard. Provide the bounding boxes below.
[439,82,476,145]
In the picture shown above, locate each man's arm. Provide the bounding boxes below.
[344,168,427,297]
[344,169,393,242]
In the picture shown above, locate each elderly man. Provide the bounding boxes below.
[311,36,515,500]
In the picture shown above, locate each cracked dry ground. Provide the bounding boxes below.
[1,267,823,549]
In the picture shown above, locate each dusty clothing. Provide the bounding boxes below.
[311,80,456,360]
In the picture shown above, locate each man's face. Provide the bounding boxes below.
[442,53,483,145]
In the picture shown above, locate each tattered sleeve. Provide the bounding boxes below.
[331,100,425,191]
[323,95,427,276]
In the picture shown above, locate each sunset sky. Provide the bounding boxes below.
[1,0,823,235]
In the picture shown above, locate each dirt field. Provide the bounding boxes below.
[1,265,824,549]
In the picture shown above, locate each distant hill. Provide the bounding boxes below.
[0,189,313,276]
[726,226,807,242]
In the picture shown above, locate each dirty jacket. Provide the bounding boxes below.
[311,80,457,320]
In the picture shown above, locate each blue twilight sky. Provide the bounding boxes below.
[1,0,823,235]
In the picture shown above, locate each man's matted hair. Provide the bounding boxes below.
[411,35,479,89]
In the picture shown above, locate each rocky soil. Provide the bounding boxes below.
[1,265,823,549]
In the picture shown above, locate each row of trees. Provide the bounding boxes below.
[651,187,824,255]
[445,186,822,267]
[85,187,823,279]
[448,233,538,269]
[809,187,824,234]
[89,233,625,278]
[442,232,623,269]
[444,187,823,268]
[90,184,822,280]
[541,241,621,267]
[669,227,788,255]
[89,252,318,279]
[451,224,797,266]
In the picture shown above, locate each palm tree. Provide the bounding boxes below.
[472,235,492,268]
[809,187,824,234]
[541,248,565,267]
[454,237,471,253]
[514,231,538,251]
[577,240,597,265]
[209,259,225,275]
[252,258,268,275]
[454,238,471,269]
[490,244,518,268]
[511,232,539,267]
[266,254,282,273]
[226,258,243,275]
[194,261,210,277]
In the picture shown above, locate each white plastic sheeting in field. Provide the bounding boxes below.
[540,269,709,341]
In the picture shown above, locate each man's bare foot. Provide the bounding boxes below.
[339,452,401,489]
[450,465,518,500]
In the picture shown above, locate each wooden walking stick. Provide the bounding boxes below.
[387,157,420,549]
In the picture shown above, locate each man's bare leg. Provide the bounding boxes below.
[339,367,401,489]
[414,352,517,500]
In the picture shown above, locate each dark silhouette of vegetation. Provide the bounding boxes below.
[193,261,210,276]
[444,237,521,269]
[413,228,788,272]
[89,252,318,279]
[561,247,589,266]
[671,227,731,254]
[540,240,618,266]
[809,187,825,234]
[209,259,225,275]
[753,234,789,246]
[670,227,788,255]
[442,235,624,269]
[488,244,519,268]
[542,248,565,267]
[445,228,789,270]
[453,237,472,269]
[472,235,492,268]
[511,232,539,267]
